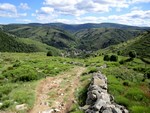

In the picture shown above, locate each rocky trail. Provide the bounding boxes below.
[29,67,86,113]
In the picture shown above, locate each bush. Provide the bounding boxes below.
[119,60,125,64]
[0,100,12,109]
[88,67,98,74]
[123,81,130,86]
[110,55,118,62]
[47,51,53,56]
[103,55,110,61]
[129,50,136,59]
[144,70,150,79]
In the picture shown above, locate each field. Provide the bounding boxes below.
[0,52,150,113]
[80,55,150,113]
[0,52,83,112]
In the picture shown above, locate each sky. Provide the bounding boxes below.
[0,0,150,26]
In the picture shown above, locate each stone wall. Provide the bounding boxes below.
[82,72,129,113]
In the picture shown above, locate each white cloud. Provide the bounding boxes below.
[41,0,130,17]
[93,0,129,8]
[32,0,150,26]
[39,7,54,14]
[76,0,110,13]
[34,7,56,22]
[19,3,30,10]
[131,6,142,11]
[0,3,17,13]
[33,8,150,26]
[43,0,81,6]
[130,0,150,4]
[108,10,150,26]
[0,3,27,18]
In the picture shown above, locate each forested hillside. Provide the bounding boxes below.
[0,30,61,55]
[98,31,150,58]
[75,28,143,51]
[2,25,76,50]
[0,30,38,52]
[0,23,149,57]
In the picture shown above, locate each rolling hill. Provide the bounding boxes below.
[75,28,143,51]
[27,22,150,32]
[0,30,38,52]
[1,23,149,55]
[2,25,76,50]
[0,30,61,55]
[97,31,150,58]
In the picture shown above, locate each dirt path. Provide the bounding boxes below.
[29,67,85,113]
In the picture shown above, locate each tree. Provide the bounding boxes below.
[110,55,118,62]
[103,55,110,61]
[47,51,53,56]
[129,50,136,59]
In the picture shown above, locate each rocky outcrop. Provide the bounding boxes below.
[83,72,129,113]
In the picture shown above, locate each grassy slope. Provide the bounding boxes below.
[75,28,143,51]
[97,31,150,58]
[0,53,83,112]
[0,30,38,52]
[18,38,61,55]
[2,25,76,50]
[121,31,150,58]
[0,30,61,55]
[82,55,150,113]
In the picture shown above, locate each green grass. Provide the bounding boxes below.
[83,55,150,113]
[98,31,150,59]
[69,69,92,112]
[0,52,83,112]
[2,25,76,50]
[0,51,150,113]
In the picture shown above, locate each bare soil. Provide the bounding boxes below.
[29,67,85,113]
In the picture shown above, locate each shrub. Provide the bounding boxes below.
[119,60,125,64]
[123,81,130,86]
[129,50,136,59]
[103,55,110,61]
[88,67,98,74]
[110,55,118,62]
[144,70,150,79]
[0,100,12,109]
[47,51,53,56]
[117,51,122,55]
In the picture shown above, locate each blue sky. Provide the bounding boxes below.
[0,0,150,26]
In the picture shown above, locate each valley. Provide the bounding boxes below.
[0,23,150,113]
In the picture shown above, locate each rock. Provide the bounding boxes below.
[82,105,90,110]
[15,104,27,111]
[54,108,60,112]
[93,100,107,111]
[0,102,3,106]
[123,109,129,113]
[82,72,129,113]
[114,108,122,113]
[42,109,54,113]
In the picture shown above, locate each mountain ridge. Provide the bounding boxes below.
[6,22,150,32]
[0,22,149,57]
